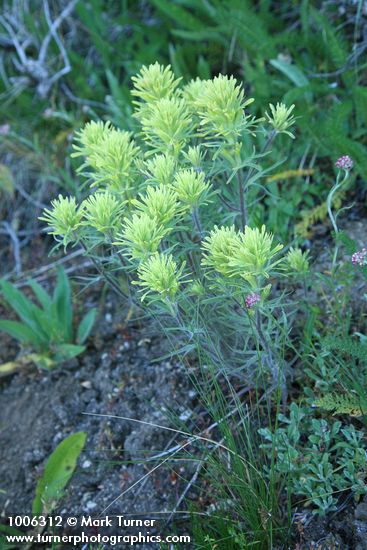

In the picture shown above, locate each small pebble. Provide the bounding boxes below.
[85,501,97,511]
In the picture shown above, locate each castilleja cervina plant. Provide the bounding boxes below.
[41,63,301,394]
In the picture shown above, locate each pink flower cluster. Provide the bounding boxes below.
[351,248,367,267]
[245,292,260,309]
[335,155,353,171]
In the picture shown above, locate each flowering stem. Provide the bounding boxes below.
[80,241,130,302]
[237,170,248,230]
[326,171,348,270]
[178,230,199,277]
[192,206,203,240]
[237,129,277,230]
[254,308,287,407]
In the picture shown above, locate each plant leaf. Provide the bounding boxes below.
[0,164,15,198]
[77,308,96,344]
[270,59,310,87]
[53,343,85,362]
[0,320,40,345]
[28,279,52,311]
[0,280,48,343]
[52,268,73,341]
[32,432,86,515]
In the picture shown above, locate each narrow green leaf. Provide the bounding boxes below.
[0,280,49,344]
[77,308,96,344]
[28,280,52,311]
[32,432,86,515]
[0,320,40,345]
[52,268,73,342]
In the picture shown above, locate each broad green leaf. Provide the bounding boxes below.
[32,432,86,515]
[0,524,25,550]
[270,59,309,87]
[77,308,96,344]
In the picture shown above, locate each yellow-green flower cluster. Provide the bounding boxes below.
[172,169,210,208]
[143,154,176,186]
[195,75,255,140]
[132,185,180,226]
[136,253,185,303]
[131,63,181,107]
[183,146,205,171]
[202,226,239,277]
[202,225,283,287]
[39,195,83,246]
[265,103,295,138]
[72,122,140,196]
[116,213,169,261]
[41,63,296,310]
[82,192,124,237]
[72,120,113,163]
[140,97,193,156]
[286,247,310,273]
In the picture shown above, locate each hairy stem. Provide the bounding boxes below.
[80,241,129,302]
[237,170,248,230]
[237,129,277,230]
[192,206,203,239]
[255,309,287,407]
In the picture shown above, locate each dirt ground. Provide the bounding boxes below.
[0,286,197,548]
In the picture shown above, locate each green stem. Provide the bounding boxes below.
[237,170,248,230]
[192,206,203,239]
[237,129,277,230]
[80,241,129,302]
[254,308,287,408]
[326,171,348,270]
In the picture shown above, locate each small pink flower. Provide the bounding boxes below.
[335,155,353,171]
[245,292,260,309]
[351,248,367,267]
[0,123,10,136]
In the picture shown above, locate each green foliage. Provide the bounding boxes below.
[259,403,367,514]
[41,66,293,395]
[41,65,302,548]
[315,393,365,418]
[286,247,310,274]
[0,269,96,368]
[1,1,365,242]
[32,432,86,514]
[184,374,289,550]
